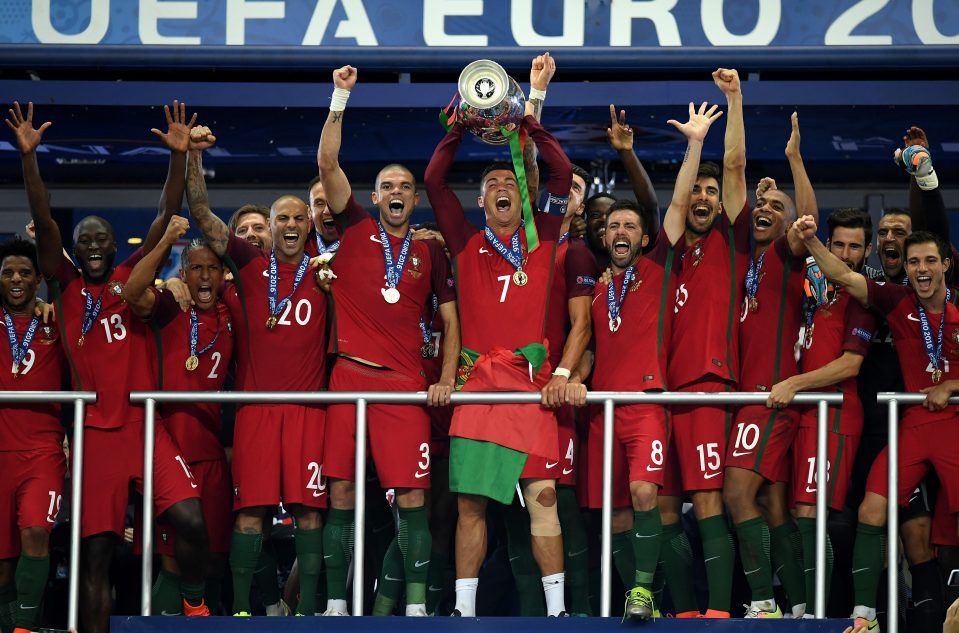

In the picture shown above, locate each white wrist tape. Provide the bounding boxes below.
[528,87,547,101]
[552,367,571,379]
[916,169,939,191]
[330,88,351,112]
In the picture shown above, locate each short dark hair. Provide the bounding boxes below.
[179,238,220,272]
[605,198,646,232]
[228,204,269,232]
[697,162,722,189]
[904,230,951,262]
[585,192,616,215]
[571,164,590,185]
[480,161,516,185]
[307,175,323,192]
[0,237,39,274]
[827,207,873,245]
[883,207,910,218]
[376,163,417,190]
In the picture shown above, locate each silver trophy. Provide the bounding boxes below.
[456,59,526,145]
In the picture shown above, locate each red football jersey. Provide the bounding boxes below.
[668,205,751,389]
[329,196,455,384]
[221,235,328,392]
[0,311,65,451]
[591,230,677,391]
[51,250,157,429]
[799,286,877,432]
[866,279,959,428]
[738,235,806,392]
[546,238,599,369]
[150,289,234,462]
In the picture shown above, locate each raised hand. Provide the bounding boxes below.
[785,111,801,158]
[162,215,189,246]
[530,52,556,91]
[793,215,818,242]
[756,176,777,201]
[667,101,723,143]
[150,100,197,154]
[189,125,216,152]
[903,125,929,149]
[712,68,741,95]
[25,221,36,240]
[5,102,51,155]
[333,65,358,91]
[607,104,634,152]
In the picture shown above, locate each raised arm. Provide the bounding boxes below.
[143,101,195,254]
[185,128,228,257]
[900,127,949,239]
[608,104,659,228]
[122,216,189,318]
[784,112,817,256]
[794,215,868,304]
[424,125,473,256]
[5,102,63,277]
[317,65,357,214]
[521,52,554,203]
[663,102,724,245]
[713,68,746,222]
[525,116,572,208]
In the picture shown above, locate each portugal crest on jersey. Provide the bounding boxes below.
[108,280,124,296]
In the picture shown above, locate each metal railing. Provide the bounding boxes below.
[0,391,97,633]
[128,390,844,618]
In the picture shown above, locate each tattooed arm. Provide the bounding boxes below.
[185,130,228,257]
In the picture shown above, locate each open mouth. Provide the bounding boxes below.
[754,215,773,229]
[87,253,104,273]
[882,246,900,268]
[8,287,25,300]
[388,199,404,215]
[612,238,630,256]
[915,274,932,292]
[322,218,337,230]
[692,204,711,221]
[495,196,511,212]
[196,285,213,304]
[282,231,298,248]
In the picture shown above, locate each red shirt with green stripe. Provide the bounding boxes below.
[591,227,677,391]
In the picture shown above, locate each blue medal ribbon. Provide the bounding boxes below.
[3,309,40,374]
[607,266,635,328]
[81,285,106,339]
[189,307,221,359]
[378,221,413,290]
[419,293,439,349]
[483,226,524,271]
[558,231,570,245]
[917,288,951,380]
[745,250,767,303]
[316,234,340,256]
[268,250,310,318]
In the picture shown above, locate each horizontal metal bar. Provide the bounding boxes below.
[0,391,97,403]
[876,393,959,404]
[129,391,843,405]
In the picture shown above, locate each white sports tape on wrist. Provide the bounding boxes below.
[528,88,547,101]
[916,170,939,191]
[330,88,351,112]
[552,367,571,379]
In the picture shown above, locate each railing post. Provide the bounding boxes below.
[67,398,86,632]
[814,398,829,618]
[886,398,899,633]
[352,398,368,616]
[141,398,157,615]
[600,398,615,618]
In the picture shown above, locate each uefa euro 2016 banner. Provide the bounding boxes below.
[3,0,958,48]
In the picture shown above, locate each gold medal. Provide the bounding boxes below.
[266,315,278,329]
[185,355,199,372]
[77,334,85,348]
[933,368,943,384]
[748,296,759,312]
[421,342,435,359]
[512,270,528,286]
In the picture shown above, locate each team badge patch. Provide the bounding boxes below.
[691,242,704,266]
[852,327,873,343]
[576,275,597,286]
[108,280,124,296]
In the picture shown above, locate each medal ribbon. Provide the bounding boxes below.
[917,287,950,377]
[377,221,413,290]
[484,226,524,272]
[81,285,106,339]
[502,126,540,252]
[268,250,310,318]
[3,310,40,371]
[316,235,340,256]
[607,266,635,325]
[189,307,220,359]
[745,250,767,302]
[558,231,570,245]
[419,293,439,348]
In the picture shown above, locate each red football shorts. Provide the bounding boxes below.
[0,447,66,558]
[429,404,453,460]
[325,359,431,489]
[587,404,669,509]
[157,458,233,555]
[726,405,799,482]
[791,419,860,511]
[232,404,327,511]
[523,405,577,484]
[79,422,199,539]
[931,485,959,547]
[668,378,732,491]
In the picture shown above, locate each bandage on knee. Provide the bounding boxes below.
[522,479,562,537]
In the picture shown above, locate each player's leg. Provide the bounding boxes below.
[162,497,209,613]
[391,488,430,616]
[761,481,807,617]
[522,478,565,616]
[151,555,183,616]
[851,491,889,625]
[723,466,776,615]
[286,503,325,616]
[657,494,698,616]
[556,485,591,615]
[503,499,545,616]
[230,507,269,615]
[610,509,636,591]
[10,527,48,632]
[453,492,488,616]
[322,478,355,616]
[624,479,660,621]
[79,533,118,633]
[0,559,14,633]
[426,455,455,615]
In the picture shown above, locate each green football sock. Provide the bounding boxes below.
[852,522,886,609]
[699,514,735,612]
[556,486,590,615]
[659,521,698,613]
[651,558,666,610]
[150,568,182,615]
[253,540,281,607]
[398,505,431,606]
[426,547,448,614]
[13,554,48,629]
[0,581,15,632]
[229,531,263,614]
[632,507,662,589]
[735,516,774,602]
[372,537,404,616]
[323,508,355,601]
[798,516,833,610]
[294,527,323,615]
[771,521,806,609]
[205,574,223,614]
[504,502,545,616]
[611,530,636,589]
[180,580,206,608]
